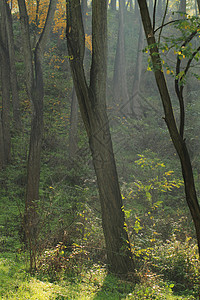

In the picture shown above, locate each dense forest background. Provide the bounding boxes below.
[0,0,200,298]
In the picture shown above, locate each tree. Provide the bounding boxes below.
[3,0,21,130]
[130,15,144,116]
[69,87,79,159]
[66,0,134,275]
[110,0,116,10]
[137,0,200,257]
[0,1,11,167]
[179,0,186,18]
[197,0,200,13]
[17,0,57,270]
[113,0,129,114]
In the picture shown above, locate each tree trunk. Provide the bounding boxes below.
[0,113,4,170]
[148,0,153,18]
[196,0,200,13]
[81,0,88,17]
[0,51,11,164]
[127,0,133,10]
[179,0,186,18]
[66,0,134,275]
[18,0,57,270]
[4,0,21,130]
[131,17,144,116]
[110,0,116,10]
[113,0,129,114]
[69,87,79,159]
[0,4,11,165]
[137,0,200,257]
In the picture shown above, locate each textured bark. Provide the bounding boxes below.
[3,0,21,130]
[18,0,57,270]
[66,0,134,275]
[0,3,11,165]
[138,0,200,257]
[113,0,129,114]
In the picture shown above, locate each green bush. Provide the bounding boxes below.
[151,235,200,295]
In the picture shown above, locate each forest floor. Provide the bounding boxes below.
[0,252,196,300]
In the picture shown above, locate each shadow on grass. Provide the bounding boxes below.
[93,273,135,300]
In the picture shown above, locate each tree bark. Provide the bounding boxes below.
[3,0,21,130]
[66,0,134,275]
[137,0,200,257]
[18,0,57,270]
[0,3,11,165]
[113,0,129,114]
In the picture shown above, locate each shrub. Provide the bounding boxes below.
[150,235,200,294]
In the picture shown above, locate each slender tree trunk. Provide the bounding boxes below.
[110,0,116,10]
[4,0,21,130]
[113,0,129,114]
[127,0,133,10]
[69,87,79,158]
[137,0,200,257]
[0,113,4,170]
[149,0,153,18]
[196,0,200,13]
[179,0,186,18]
[0,4,11,165]
[18,0,57,270]
[66,0,135,275]
[81,0,88,17]
[0,52,11,164]
[131,17,144,116]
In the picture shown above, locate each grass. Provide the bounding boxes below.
[0,253,196,300]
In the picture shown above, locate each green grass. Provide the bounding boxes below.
[0,253,196,300]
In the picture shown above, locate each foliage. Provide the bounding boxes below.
[0,253,196,299]
[151,235,200,295]
[1,2,200,298]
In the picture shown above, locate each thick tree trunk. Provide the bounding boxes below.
[138,0,200,257]
[66,0,134,275]
[113,0,129,114]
